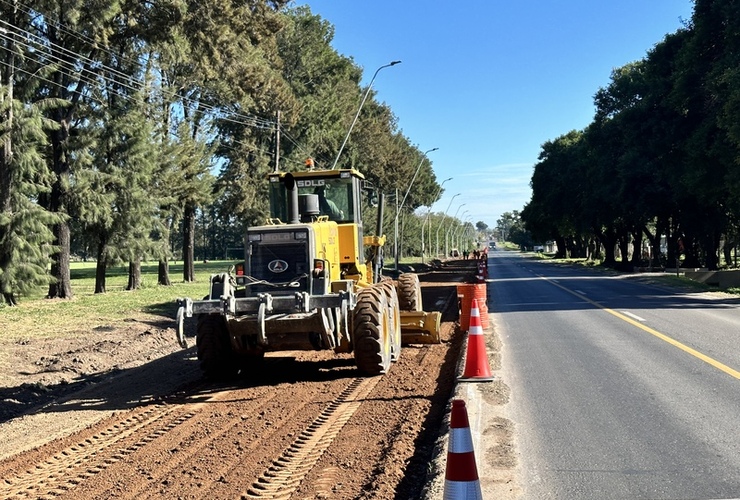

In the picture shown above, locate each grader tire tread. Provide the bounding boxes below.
[196,314,239,380]
[397,273,423,312]
[352,287,391,376]
[378,281,402,362]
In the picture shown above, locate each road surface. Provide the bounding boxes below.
[491,251,740,499]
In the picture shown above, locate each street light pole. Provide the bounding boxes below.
[436,193,460,258]
[455,217,471,254]
[395,147,438,271]
[445,203,466,258]
[331,60,401,170]
[451,210,468,251]
[422,177,451,264]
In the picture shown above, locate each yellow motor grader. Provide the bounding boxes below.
[175,166,441,378]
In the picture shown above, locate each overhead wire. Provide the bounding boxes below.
[0,66,306,173]
[0,15,277,130]
[0,0,148,71]
[1,2,323,169]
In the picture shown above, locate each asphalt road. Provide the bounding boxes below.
[490,251,740,499]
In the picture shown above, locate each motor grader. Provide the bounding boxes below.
[175,166,441,378]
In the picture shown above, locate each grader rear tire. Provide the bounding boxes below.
[397,273,423,311]
[196,314,239,380]
[379,281,402,362]
[352,287,392,375]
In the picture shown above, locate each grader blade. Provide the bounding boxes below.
[399,310,441,344]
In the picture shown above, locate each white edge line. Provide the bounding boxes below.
[620,310,646,322]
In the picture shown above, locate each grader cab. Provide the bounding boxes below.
[176,167,441,379]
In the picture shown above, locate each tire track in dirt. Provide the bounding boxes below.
[0,261,474,500]
[0,361,373,500]
[0,402,189,498]
[243,376,380,499]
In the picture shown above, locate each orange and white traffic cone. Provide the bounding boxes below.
[443,399,483,500]
[459,298,494,382]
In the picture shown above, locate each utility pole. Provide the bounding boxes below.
[274,110,281,172]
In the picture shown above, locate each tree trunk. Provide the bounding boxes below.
[723,238,733,267]
[682,235,701,268]
[48,220,74,298]
[597,229,618,267]
[94,237,108,294]
[46,125,74,299]
[704,231,720,271]
[127,258,141,290]
[183,203,196,282]
[589,237,602,261]
[2,292,17,306]
[571,236,587,259]
[630,230,643,268]
[158,259,171,286]
[642,224,661,269]
[617,229,630,265]
[554,236,567,259]
[0,87,12,305]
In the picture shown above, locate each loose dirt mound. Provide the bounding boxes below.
[0,321,184,425]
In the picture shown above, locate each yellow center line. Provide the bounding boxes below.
[542,276,740,381]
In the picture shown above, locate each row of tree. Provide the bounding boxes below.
[0,1,451,305]
[522,0,740,270]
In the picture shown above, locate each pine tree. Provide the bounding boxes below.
[0,0,61,305]
[0,91,60,305]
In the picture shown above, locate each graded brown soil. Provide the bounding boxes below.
[0,260,515,499]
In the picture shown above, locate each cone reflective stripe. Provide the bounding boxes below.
[443,400,483,500]
[459,298,494,381]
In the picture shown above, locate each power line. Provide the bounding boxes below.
[1,4,322,168]
[0,59,310,173]
[0,19,277,131]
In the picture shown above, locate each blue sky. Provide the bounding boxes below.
[293,0,694,230]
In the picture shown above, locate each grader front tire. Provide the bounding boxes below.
[196,314,239,380]
[352,287,392,376]
[397,273,423,311]
[379,281,402,362]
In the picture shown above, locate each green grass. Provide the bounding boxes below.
[0,260,238,341]
[643,274,717,292]
[500,242,519,251]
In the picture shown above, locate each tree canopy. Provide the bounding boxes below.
[522,0,740,270]
[0,2,445,304]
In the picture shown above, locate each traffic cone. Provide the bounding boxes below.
[443,399,483,500]
[459,298,494,382]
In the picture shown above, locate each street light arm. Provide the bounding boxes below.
[397,147,438,218]
[331,60,401,170]
[446,204,467,238]
[436,194,460,239]
[393,147,437,271]
[453,211,469,235]
[424,177,452,219]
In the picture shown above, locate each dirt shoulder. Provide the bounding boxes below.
[0,317,201,460]
[0,260,480,463]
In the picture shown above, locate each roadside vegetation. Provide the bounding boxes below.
[518,1,740,273]
[1,1,484,307]
[0,260,235,340]
[516,244,729,294]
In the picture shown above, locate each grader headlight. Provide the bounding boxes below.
[312,259,326,278]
